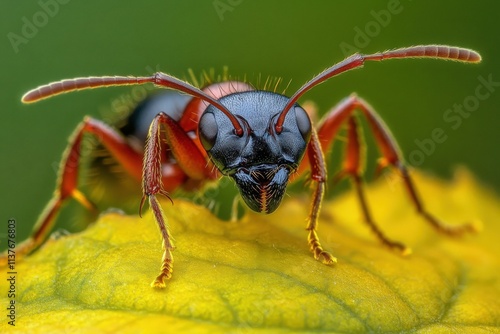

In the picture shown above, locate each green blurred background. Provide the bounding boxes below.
[1,1,499,244]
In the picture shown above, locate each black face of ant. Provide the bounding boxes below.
[199,91,312,213]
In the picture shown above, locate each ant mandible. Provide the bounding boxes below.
[2,45,481,288]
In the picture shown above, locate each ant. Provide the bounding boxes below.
[2,45,481,288]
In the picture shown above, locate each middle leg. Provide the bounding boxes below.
[313,94,477,251]
[334,115,409,254]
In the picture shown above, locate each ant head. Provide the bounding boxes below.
[199,91,311,213]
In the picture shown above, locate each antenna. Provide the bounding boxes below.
[22,72,245,136]
[274,45,481,133]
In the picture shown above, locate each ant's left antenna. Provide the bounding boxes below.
[275,45,481,133]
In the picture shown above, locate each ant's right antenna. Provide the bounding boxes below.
[22,72,245,136]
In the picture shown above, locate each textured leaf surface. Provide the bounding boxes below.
[1,169,499,333]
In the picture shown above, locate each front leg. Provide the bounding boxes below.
[142,112,216,288]
[304,130,337,265]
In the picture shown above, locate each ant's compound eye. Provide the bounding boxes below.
[294,107,311,141]
[199,112,218,151]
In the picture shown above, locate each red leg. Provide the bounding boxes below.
[141,112,216,288]
[0,117,153,265]
[303,129,337,265]
[334,115,409,254]
[351,96,478,235]
[300,94,477,255]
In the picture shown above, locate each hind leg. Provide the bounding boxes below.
[0,117,144,265]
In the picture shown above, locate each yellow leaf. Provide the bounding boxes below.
[1,169,499,333]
